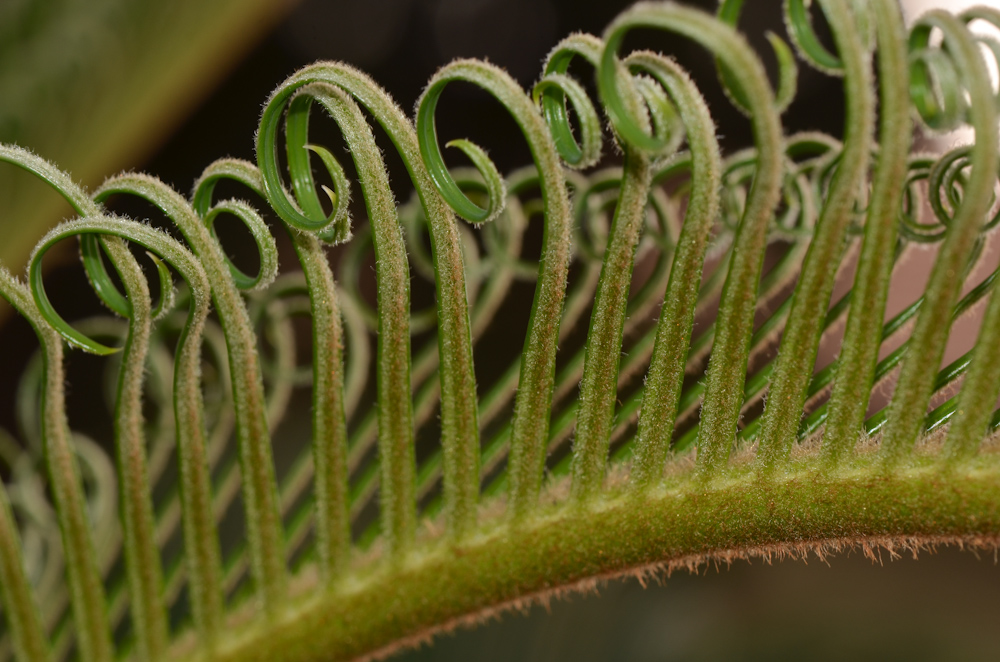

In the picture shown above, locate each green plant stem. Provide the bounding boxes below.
[260,62,481,541]
[196,456,1000,662]
[626,53,722,489]
[821,0,911,462]
[250,105,354,571]
[0,146,114,662]
[0,465,50,662]
[880,12,999,462]
[943,8,1000,462]
[757,0,875,469]
[417,59,573,518]
[101,237,168,661]
[167,311,225,643]
[125,183,224,642]
[193,158,351,582]
[601,3,783,476]
[93,175,288,610]
[571,150,652,498]
[28,214,228,653]
[301,83,416,555]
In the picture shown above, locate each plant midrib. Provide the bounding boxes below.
[188,451,1000,662]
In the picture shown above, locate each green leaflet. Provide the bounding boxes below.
[1,3,1000,662]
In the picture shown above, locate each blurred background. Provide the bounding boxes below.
[1,0,999,659]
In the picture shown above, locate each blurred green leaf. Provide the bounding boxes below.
[0,0,296,273]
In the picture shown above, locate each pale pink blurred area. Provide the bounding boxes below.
[903,0,1000,21]
[867,0,1000,413]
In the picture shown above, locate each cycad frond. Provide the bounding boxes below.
[1,2,1000,661]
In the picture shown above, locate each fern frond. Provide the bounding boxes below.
[2,2,1000,661]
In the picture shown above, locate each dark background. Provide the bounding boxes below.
[144,0,845,198]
